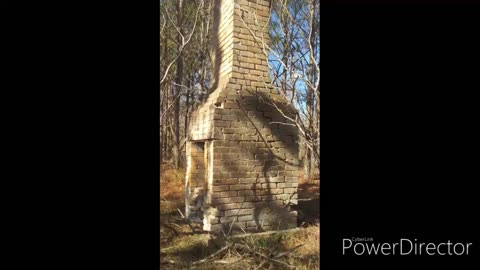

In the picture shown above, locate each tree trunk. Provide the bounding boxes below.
[184,76,190,143]
[315,84,320,176]
[174,0,184,169]
[312,5,319,174]
[163,85,169,162]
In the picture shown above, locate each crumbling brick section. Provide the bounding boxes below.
[185,0,299,233]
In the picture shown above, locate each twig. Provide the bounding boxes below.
[176,208,185,219]
[227,220,235,236]
[273,244,304,259]
[160,223,179,236]
[168,222,183,230]
[247,248,295,269]
[253,260,267,270]
[176,208,197,233]
[213,257,243,264]
[160,259,176,265]
[191,243,232,265]
[297,198,317,201]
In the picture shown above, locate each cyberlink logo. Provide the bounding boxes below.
[343,238,473,256]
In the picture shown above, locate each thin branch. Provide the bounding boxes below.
[160,3,202,85]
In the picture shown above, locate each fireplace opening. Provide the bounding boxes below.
[185,141,205,222]
[185,140,213,229]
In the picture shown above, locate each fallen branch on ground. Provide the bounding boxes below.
[160,222,179,236]
[160,259,176,265]
[191,243,233,265]
[176,208,197,233]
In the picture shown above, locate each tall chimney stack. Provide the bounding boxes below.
[210,0,271,92]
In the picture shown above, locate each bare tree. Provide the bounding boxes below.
[160,0,212,167]
[160,0,319,175]
[239,0,320,179]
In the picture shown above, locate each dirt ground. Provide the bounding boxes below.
[160,164,319,269]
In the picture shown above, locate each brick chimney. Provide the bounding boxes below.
[210,0,271,92]
[186,0,300,233]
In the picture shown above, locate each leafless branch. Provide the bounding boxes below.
[160,2,202,85]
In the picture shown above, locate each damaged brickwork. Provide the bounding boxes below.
[185,0,300,233]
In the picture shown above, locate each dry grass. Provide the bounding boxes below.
[161,234,214,262]
[160,164,185,214]
[282,225,320,256]
[160,225,320,269]
[279,225,320,269]
[160,164,185,200]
